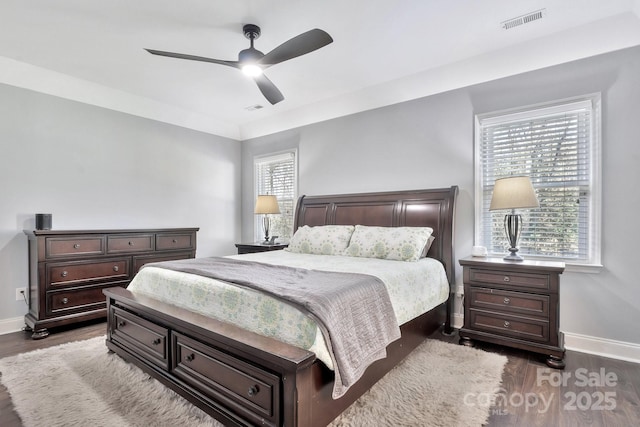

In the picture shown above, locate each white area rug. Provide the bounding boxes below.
[0,336,506,427]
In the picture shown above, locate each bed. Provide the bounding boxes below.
[104,186,458,427]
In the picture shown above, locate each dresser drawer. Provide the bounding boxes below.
[47,286,112,314]
[132,252,194,273]
[107,235,154,253]
[156,233,195,251]
[110,306,169,369]
[172,332,280,426]
[468,287,549,318]
[468,309,550,343]
[468,267,551,291]
[46,236,105,258]
[48,259,130,288]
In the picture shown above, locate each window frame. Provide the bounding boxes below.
[253,149,298,242]
[474,94,602,272]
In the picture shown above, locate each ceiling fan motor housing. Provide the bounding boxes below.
[243,24,261,40]
[239,47,264,63]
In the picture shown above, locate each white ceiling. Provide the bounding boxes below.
[2,0,640,140]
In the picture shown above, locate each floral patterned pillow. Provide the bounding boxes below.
[285,225,355,255]
[345,225,434,261]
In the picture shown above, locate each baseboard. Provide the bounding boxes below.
[564,332,640,364]
[0,316,25,336]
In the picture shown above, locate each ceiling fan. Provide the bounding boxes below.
[145,24,333,105]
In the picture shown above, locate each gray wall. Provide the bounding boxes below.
[242,46,640,346]
[0,84,241,321]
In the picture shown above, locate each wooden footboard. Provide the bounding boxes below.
[104,286,445,427]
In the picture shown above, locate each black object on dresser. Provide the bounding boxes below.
[235,242,288,254]
[458,256,566,368]
[23,228,198,339]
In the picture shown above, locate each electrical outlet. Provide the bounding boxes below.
[16,287,26,301]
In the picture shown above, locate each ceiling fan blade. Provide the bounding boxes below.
[253,74,284,105]
[259,29,333,66]
[145,49,240,69]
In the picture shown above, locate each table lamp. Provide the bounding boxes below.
[489,176,539,261]
[254,195,281,243]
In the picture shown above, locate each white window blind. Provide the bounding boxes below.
[475,96,601,265]
[254,151,297,241]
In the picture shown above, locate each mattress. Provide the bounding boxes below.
[127,251,449,369]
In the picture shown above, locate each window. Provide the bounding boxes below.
[475,95,601,267]
[254,151,297,241]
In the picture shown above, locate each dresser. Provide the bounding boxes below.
[458,256,565,368]
[23,227,198,339]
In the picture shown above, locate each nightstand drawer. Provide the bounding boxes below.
[468,309,550,343]
[468,287,549,318]
[468,267,551,291]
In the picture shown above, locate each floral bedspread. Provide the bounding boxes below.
[127,251,449,369]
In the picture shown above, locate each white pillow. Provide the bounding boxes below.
[345,225,433,261]
[285,225,355,255]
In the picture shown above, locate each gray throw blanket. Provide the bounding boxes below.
[143,257,401,398]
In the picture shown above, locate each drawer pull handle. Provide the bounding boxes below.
[61,271,68,277]
[128,241,134,246]
[117,320,126,328]
[113,265,119,272]
[172,239,177,243]
[152,338,161,346]
[504,321,510,328]
[503,276,510,282]
[503,297,510,305]
[248,385,259,397]
[185,353,195,362]
[73,243,80,249]
[61,298,69,304]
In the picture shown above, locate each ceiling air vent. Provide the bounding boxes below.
[244,104,264,111]
[501,9,546,30]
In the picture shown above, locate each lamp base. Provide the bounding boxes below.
[262,215,270,243]
[503,247,524,262]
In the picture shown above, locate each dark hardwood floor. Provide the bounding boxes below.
[1,322,638,426]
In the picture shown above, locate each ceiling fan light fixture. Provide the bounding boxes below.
[242,64,263,77]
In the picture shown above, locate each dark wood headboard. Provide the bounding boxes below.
[293,186,458,286]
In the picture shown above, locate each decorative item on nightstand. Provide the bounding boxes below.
[254,194,280,243]
[490,176,539,261]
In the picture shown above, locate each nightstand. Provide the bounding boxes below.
[235,242,288,255]
[458,256,566,368]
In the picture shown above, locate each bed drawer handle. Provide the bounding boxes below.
[128,241,134,246]
[61,298,69,305]
[113,265,119,272]
[503,276,510,282]
[172,239,177,243]
[185,353,195,362]
[117,320,126,328]
[504,321,510,328]
[503,297,510,305]
[248,385,260,397]
[73,243,80,249]
[152,338,161,346]
[61,271,68,277]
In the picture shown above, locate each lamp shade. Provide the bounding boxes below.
[254,195,281,214]
[489,176,539,211]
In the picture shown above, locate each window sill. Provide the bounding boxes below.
[564,263,604,274]
[485,253,603,274]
